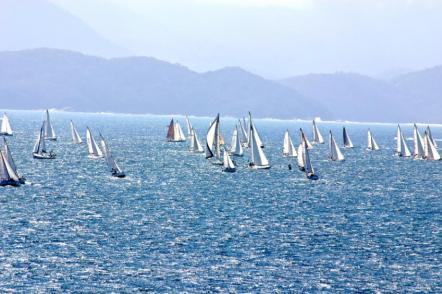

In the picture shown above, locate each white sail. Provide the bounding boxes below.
[424,131,441,160]
[297,143,304,169]
[0,113,13,135]
[413,124,425,159]
[86,127,103,158]
[426,126,438,148]
[238,119,248,146]
[33,124,47,154]
[367,130,380,151]
[230,127,243,156]
[396,125,411,157]
[303,141,314,175]
[44,109,57,140]
[343,127,353,148]
[249,125,270,168]
[329,131,345,161]
[247,112,264,148]
[283,130,297,157]
[189,129,204,153]
[312,120,324,144]
[175,122,186,141]
[70,120,82,144]
[223,150,236,171]
[185,115,193,137]
[206,114,221,161]
[0,152,19,182]
[2,138,20,179]
[100,134,124,173]
[396,125,401,154]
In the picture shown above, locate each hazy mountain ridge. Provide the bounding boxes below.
[0,49,324,119]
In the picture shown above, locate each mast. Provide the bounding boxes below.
[343,127,353,148]
[329,131,345,161]
[312,120,324,144]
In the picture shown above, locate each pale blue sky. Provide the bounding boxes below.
[21,0,442,78]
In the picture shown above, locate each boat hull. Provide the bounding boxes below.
[249,163,271,170]
[112,172,126,178]
[167,139,186,143]
[0,133,13,136]
[33,153,56,159]
[223,167,236,173]
[307,173,319,180]
[45,137,57,141]
[88,155,103,159]
[0,179,20,187]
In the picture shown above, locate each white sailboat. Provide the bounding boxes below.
[166,118,186,142]
[297,142,305,171]
[230,126,243,156]
[70,120,82,144]
[189,128,204,153]
[329,131,345,161]
[185,115,193,138]
[249,124,270,169]
[33,123,56,159]
[205,114,222,164]
[86,127,103,158]
[343,127,354,148]
[2,138,25,184]
[424,131,441,160]
[44,109,57,141]
[300,129,318,180]
[367,129,380,151]
[396,125,411,157]
[238,119,249,147]
[247,112,264,148]
[0,151,20,186]
[426,126,438,148]
[283,130,297,157]
[223,150,236,172]
[413,124,425,159]
[0,113,13,136]
[99,134,125,177]
[312,120,324,144]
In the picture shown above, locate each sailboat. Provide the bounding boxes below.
[205,114,222,165]
[367,129,380,151]
[99,134,126,177]
[33,123,56,159]
[0,113,13,136]
[413,124,425,160]
[426,126,438,148]
[185,115,193,138]
[238,119,249,147]
[312,120,324,144]
[329,131,345,161]
[86,127,103,158]
[230,126,243,156]
[283,130,297,157]
[343,127,354,148]
[70,120,83,144]
[247,112,264,148]
[249,124,270,169]
[423,131,441,160]
[44,109,57,141]
[0,151,20,186]
[2,138,25,184]
[223,150,236,173]
[166,118,186,142]
[300,129,318,180]
[396,125,411,157]
[189,128,204,153]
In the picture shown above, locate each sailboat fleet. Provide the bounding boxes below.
[0,108,440,187]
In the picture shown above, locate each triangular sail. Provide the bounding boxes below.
[367,130,379,150]
[166,119,175,140]
[312,120,324,144]
[86,127,103,157]
[302,131,315,176]
[248,112,264,148]
[230,126,243,156]
[185,116,193,137]
[343,127,353,148]
[297,143,304,169]
[2,138,20,178]
[190,129,204,153]
[44,109,56,140]
[0,152,19,182]
[329,131,345,161]
[0,113,13,135]
[426,126,438,148]
[396,125,411,157]
[250,125,269,167]
[413,124,425,159]
[70,120,82,144]
[424,131,441,160]
[238,119,248,146]
[223,150,236,170]
[33,124,47,154]
[100,134,123,173]
[283,130,297,157]
[206,114,221,160]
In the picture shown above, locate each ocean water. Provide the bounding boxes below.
[0,110,441,292]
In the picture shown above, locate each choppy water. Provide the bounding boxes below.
[1,110,441,292]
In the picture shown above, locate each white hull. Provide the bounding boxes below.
[33,152,56,159]
[249,163,271,170]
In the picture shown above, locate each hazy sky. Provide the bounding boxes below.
[42,0,442,77]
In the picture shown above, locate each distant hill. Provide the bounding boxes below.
[279,72,440,123]
[0,49,326,119]
[0,0,128,57]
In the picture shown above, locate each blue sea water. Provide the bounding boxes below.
[0,110,441,292]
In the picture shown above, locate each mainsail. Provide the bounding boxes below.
[223,150,236,172]
[33,124,47,155]
[86,127,103,158]
[329,131,345,161]
[396,125,411,157]
[2,138,21,180]
[367,130,380,151]
[301,129,317,179]
[185,115,193,137]
[100,134,125,175]
[189,128,204,153]
[167,119,186,142]
[44,109,57,140]
[283,130,297,157]
[249,124,270,169]
[230,126,243,156]
[343,127,354,148]
[0,113,13,136]
[312,120,324,144]
[426,126,438,148]
[0,151,19,184]
[413,124,425,159]
[247,112,264,148]
[70,120,82,144]
[238,119,248,146]
[205,114,221,162]
[424,131,441,160]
